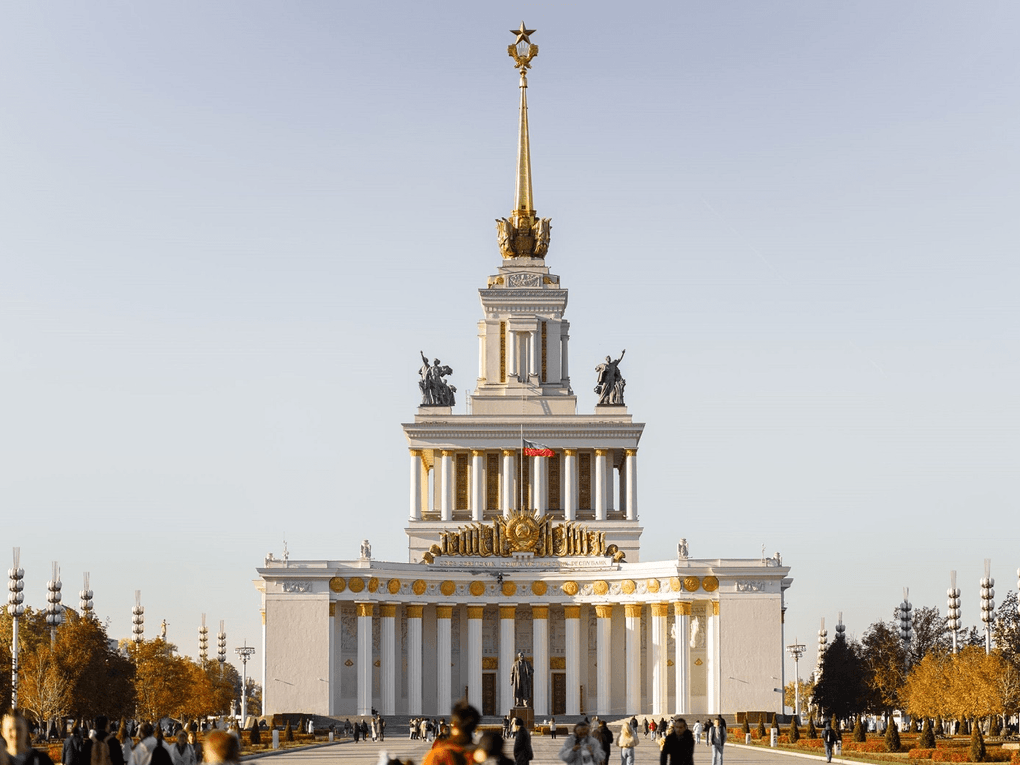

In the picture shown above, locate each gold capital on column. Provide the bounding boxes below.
[441,450,454,457]
[410,449,422,457]
[502,449,516,457]
[467,605,485,619]
[712,601,720,616]
[563,449,577,456]
[624,604,642,619]
[595,604,613,619]
[436,605,453,619]
[356,603,375,618]
[625,448,637,456]
[595,449,608,457]
[532,605,548,619]
[406,605,424,619]
[261,611,266,625]
[651,603,669,618]
[380,604,397,618]
[564,605,580,619]
[674,601,692,616]
[471,449,485,457]
[499,605,516,620]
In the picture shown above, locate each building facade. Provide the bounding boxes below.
[256,26,791,720]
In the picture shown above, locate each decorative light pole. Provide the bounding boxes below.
[80,572,94,620]
[199,614,209,665]
[815,617,828,681]
[45,562,63,644]
[235,642,256,729]
[947,571,961,654]
[8,548,25,708]
[835,612,846,643]
[217,621,227,664]
[980,559,995,655]
[131,591,144,645]
[898,587,913,666]
[786,639,806,721]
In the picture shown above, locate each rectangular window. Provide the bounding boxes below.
[522,452,531,510]
[548,453,561,510]
[541,321,547,383]
[486,453,500,511]
[456,453,468,511]
[500,322,507,383]
[578,452,591,510]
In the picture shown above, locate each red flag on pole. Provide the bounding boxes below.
[523,439,555,457]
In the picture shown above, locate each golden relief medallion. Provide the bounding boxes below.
[531,581,547,596]
[368,577,380,593]
[647,578,660,593]
[329,577,346,593]
[561,581,579,596]
[440,580,456,596]
[412,579,427,596]
[683,576,701,592]
[593,580,609,596]
[502,581,517,597]
[470,581,486,596]
[669,577,682,592]
[505,513,540,552]
[621,579,636,595]
[702,576,720,592]
[348,577,365,593]
[387,579,401,594]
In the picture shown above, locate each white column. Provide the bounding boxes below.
[499,605,516,713]
[674,602,690,714]
[596,604,612,716]
[407,606,423,715]
[651,603,668,715]
[440,450,453,521]
[606,455,615,513]
[625,604,642,715]
[501,448,514,516]
[563,450,577,521]
[261,610,268,714]
[560,321,570,382]
[508,333,518,378]
[594,450,608,521]
[708,600,720,713]
[533,606,549,715]
[437,605,453,716]
[529,330,539,378]
[356,603,374,715]
[467,606,483,709]
[534,456,547,515]
[471,450,484,521]
[409,450,422,520]
[380,604,396,715]
[625,449,638,521]
[565,606,581,715]
[478,331,485,380]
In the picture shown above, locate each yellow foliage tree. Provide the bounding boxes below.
[903,647,1010,722]
[18,643,71,726]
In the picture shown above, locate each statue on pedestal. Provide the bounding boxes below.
[510,651,534,707]
[360,540,372,559]
[594,350,626,405]
[419,351,457,406]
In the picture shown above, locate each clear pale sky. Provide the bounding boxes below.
[2,2,1018,695]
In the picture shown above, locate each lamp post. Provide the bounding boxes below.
[80,572,94,621]
[235,643,256,729]
[898,587,913,666]
[8,548,25,708]
[786,640,806,722]
[947,571,961,654]
[45,562,63,644]
[199,614,209,665]
[980,559,995,655]
[132,591,144,645]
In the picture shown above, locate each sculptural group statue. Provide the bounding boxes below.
[419,351,457,406]
[360,539,371,559]
[677,538,689,559]
[594,349,626,405]
[510,651,534,707]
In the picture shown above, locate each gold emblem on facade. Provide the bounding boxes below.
[368,577,380,593]
[647,579,660,593]
[593,580,609,596]
[561,581,579,596]
[387,579,401,594]
[531,581,547,596]
[694,658,703,666]
[482,657,498,670]
[470,581,486,597]
[440,580,456,596]
[683,576,701,592]
[329,577,346,593]
[550,657,565,670]
[621,580,636,595]
[412,579,427,596]
[669,577,682,592]
[345,659,354,667]
[502,581,517,597]
[703,576,720,592]
[348,577,365,593]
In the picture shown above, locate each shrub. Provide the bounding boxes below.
[854,717,867,742]
[807,718,818,739]
[910,718,919,734]
[920,718,937,749]
[742,719,750,735]
[886,721,901,753]
[758,718,767,738]
[971,724,986,763]
[845,740,888,754]
[932,751,970,763]
[990,717,1002,737]
[284,720,294,742]
[772,713,779,730]
[250,723,261,745]
[790,719,801,743]
[909,748,937,759]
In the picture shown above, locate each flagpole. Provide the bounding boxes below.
[519,423,524,512]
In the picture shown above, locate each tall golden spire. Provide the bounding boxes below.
[497,22,551,260]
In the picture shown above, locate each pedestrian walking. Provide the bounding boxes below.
[550,717,558,740]
[659,717,694,765]
[709,716,726,765]
[4,709,55,765]
[557,721,605,764]
[513,718,533,765]
[617,723,638,765]
[823,721,841,763]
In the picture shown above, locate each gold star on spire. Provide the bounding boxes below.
[510,21,536,45]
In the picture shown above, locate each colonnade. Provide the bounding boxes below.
[408,448,639,523]
[347,599,720,717]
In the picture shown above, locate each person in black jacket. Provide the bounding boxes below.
[512,718,533,765]
[596,720,613,764]
[660,717,695,765]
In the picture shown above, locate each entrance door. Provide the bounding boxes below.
[552,673,566,716]
[482,673,496,716]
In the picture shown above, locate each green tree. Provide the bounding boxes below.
[911,606,951,663]
[853,716,866,742]
[790,718,800,742]
[814,638,871,722]
[919,718,936,748]
[807,717,817,739]
[884,721,901,752]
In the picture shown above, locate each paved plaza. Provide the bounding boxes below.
[245,737,834,765]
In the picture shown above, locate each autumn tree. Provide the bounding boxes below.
[55,612,135,720]
[18,642,71,727]
[133,639,195,722]
[903,646,1011,723]
[861,620,908,715]
[785,678,815,714]
[910,606,951,663]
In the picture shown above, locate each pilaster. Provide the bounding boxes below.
[436,605,453,716]
[595,604,613,715]
[407,604,423,715]
[564,605,581,716]
[380,604,396,715]
[533,605,549,715]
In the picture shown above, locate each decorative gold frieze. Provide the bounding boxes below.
[647,579,660,594]
[356,603,374,618]
[703,576,720,592]
[467,606,484,619]
[368,577,380,593]
[412,580,427,596]
[499,605,516,619]
[669,577,682,592]
[329,577,346,593]
[387,579,401,595]
[348,577,365,593]
[502,581,517,597]
[683,576,701,592]
[562,581,579,596]
[424,508,610,562]
[532,605,548,619]
[440,580,456,596]
[624,604,642,618]
[406,605,424,618]
[483,657,499,670]
[651,603,669,618]
[674,601,692,617]
[550,656,566,670]
[712,601,720,616]
[621,580,636,595]
[593,580,609,596]
[595,605,613,619]
[380,604,397,618]
[563,605,580,619]
[531,581,547,596]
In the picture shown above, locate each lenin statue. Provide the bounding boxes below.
[510,651,534,707]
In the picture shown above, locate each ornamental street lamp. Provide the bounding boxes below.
[898,587,913,667]
[947,571,961,654]
[235,642,256,729]
[132,591,144,645]
[8,548,25,708]
[786,640,806,721]
[80,572,94,620]
[199,613,209,665]
[980,559,995,655]
[815,617,828,680]
[217,621,227,664]
[45,562,63,644]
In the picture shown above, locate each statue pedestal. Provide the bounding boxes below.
[511,706,534,731]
